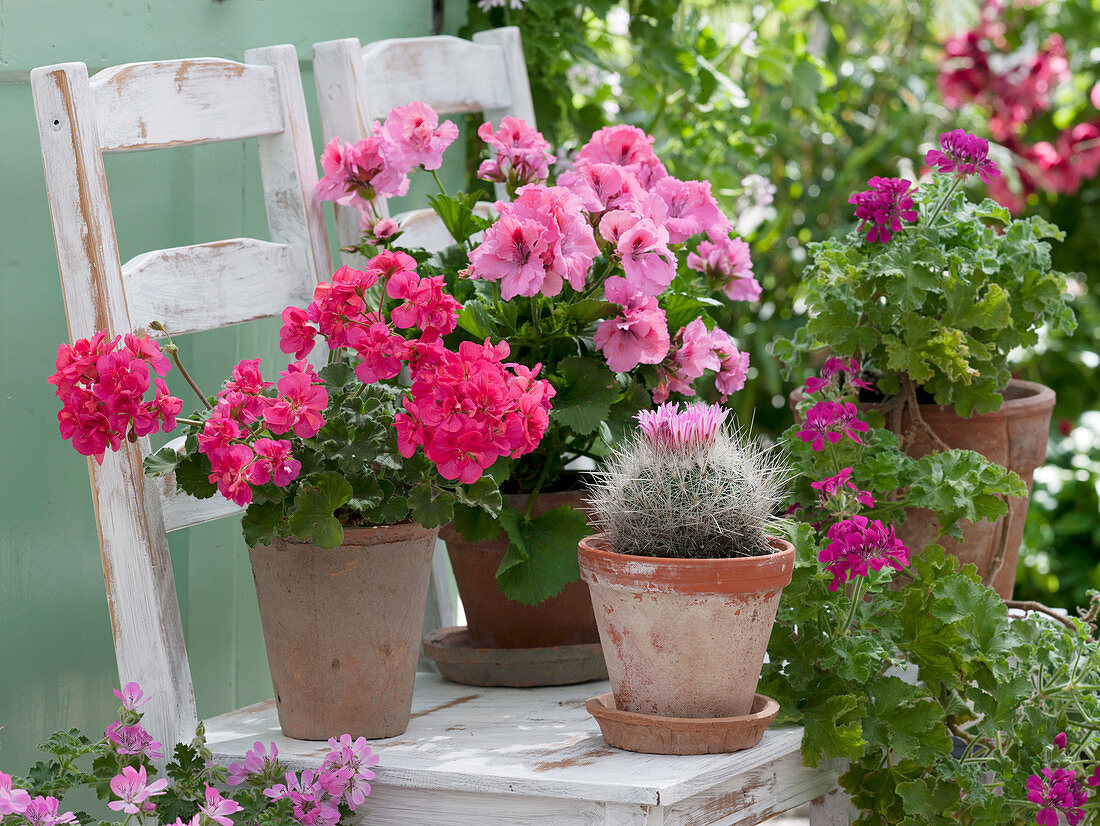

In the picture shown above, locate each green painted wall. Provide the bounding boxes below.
[0,0,468,771]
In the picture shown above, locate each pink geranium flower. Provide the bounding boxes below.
[247,439,301,487]
[228,741,281,787]
[849,177,918,244]
[1027,768,1088,826]
[811,467,875,511]
[314,132,410,209]
[108,766,168,815]
[199,785,242,826]
[576,124,667,187]
[819,515,909,591]
[206,444,257,507]
[19,797,77,826]
[105,720,164,760]
[796,401,869,451]
[559,161,643,214]
[594,297,670,373]
[686,236,760,302]
[926,128,1000,183]
[263,371,328,439]
[616,218,676,296]
[381,102,459,172]
[477,117,556,187]
[113,681,149,712]
[264,771,340,826]
[0,773,31,818]
[320,734,380,809]
[652,177,731,244]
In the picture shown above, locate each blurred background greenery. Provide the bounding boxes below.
[465,0,1100,610]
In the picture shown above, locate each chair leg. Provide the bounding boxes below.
[809,789,852,825]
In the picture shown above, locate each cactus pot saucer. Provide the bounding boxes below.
[585,692,780,755]
[422,626,608,687]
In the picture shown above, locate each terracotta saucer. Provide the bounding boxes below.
[422,626,608,688]
[585,692,780,755]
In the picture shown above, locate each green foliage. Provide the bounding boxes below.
[780,176,1075,415]
[496,504,590,604]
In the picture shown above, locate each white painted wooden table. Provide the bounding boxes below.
[206,673,846,825]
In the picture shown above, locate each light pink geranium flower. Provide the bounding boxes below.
[477,117,556,186]
[19,797,77,826]
[558,161,643,213]
[709,328,750,402]
[576,124,667,188]
[652,177,732,244]
[686,236,760,302]
[467,214,550,299]
[616,218,676,296]
[108,766,168,815]
[228,741,280,787]
[594,297,670,372]
[199,785,242,826]
[380,102,459,172]
[314,133,410,209]
[0,772,31,819]
[112,681,149,712]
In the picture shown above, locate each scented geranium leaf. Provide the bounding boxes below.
[242,502,285,548]
[806,299,861,354]
[952,283,1011,331]
[452,502,502,542]
[550,357,619,435]
[799,692,866,767]
[896,778,962,825]
[287,472,352,548]
[143,444,182,476]
[496,504,589,604]
[865,676,952,763]
[319,361,356,393]
[408,483,455,529]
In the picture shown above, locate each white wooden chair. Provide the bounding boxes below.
[31,45,333,751]
[313,26,533,254]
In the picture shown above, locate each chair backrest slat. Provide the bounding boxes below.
[91,59,285,152]
[122,238,315,336]
[32,45,331,750]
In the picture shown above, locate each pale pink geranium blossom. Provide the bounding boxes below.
[686,236,761,302]
[477,117,556,186]
[227,741,280,787]
[199,785,242,826]
[112,681,149,712]
[616,219,676,296]
[108,765,168,815]
[104,721,164,761]
[558,161,643,214]
[652,177,732,244]
[0,772,31,819]
[314,132,409,208]
[576,124,667,187]
[380,102,459,172]
[594,297,670,373]
[19,797,77,826]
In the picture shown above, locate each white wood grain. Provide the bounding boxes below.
[32,47,332,751]
[90,59,284,152]
[123,238,315,336]
[205,673,833,816]
[31,61,199,749]
[808,789,854,826]
[471,27,537,126]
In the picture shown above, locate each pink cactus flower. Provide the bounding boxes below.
[638,401,729,450]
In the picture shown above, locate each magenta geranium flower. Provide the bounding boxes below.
[818,515,909,591]
[926,128,1000,183]
[796,401,870,451]
[849,177,918,244]
[1027,768,1088,826]
[264,770,340,826]
[107,766,168,816]
[811,467,875,511]
[104,720,164,761]
[804,357,873,395]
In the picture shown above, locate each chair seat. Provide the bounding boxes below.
[205,673,840,824]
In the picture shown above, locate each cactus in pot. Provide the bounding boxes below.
[578,402,795,754]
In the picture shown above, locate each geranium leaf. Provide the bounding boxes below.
[550,356,619,435]
[495,504,589,604]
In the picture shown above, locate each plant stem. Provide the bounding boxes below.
[835,576,868,639]
[926,175,963,227]
[176,417,203,428]
[170,350,212,410]
[430,169,447,197]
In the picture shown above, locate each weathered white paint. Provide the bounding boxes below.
[31,45,332,751]
[205,673,843,824]
[123,238,315,337]
[90,58,284,152]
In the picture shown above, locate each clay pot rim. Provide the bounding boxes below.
[586,691,780,727]
[791,377,1055,420]
[262,521,438,550]
[578,533,795,595]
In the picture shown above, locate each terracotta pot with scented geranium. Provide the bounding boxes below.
[50,220,552,737]
[776,128,1077,597]
[316,103,762,684]
[577,402,792,755]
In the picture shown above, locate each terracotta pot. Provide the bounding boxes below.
[249,522,438,740]
[875,379,1054,599]
[578,534,795,719]
[440,490,599,649]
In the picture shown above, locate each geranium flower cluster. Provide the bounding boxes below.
[48,332,183,464]
[280,253,552,485]
[848,177,919,244]
[476,117,556,189]
[818,515,909,592]
[1022,732,1100,826]
[796,400,870,451]
[395,339,555,484]
[925,128,1001,183]
[811,468,875,514]
[937,5,1100,207]
[650,318,749,404]
[314,101,459,229]
[193,359,315,507]
[804,357,874,397]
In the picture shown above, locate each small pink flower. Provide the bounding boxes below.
[263,372,328,439]
[1054,732,1068,751]
[107,766,168,816]
[559,161,643,213]
[0,773,31,818]
[247,439,301,487]
[1088,764,1100,788]
[797,401,869,451]
[320,734,379,809]
[686,236,760,302]
[113,681,149,711]
[19,797,77,826]
[594,298,670,373]
[709,329,750,402]
[811,468,875,511]
[380,102,459,172]
[123,334,172,375]
[652,177,731,244]
[576,124,667,188]
[1027,768,1088,826]
[199,785,241,826]
[105,721,164,760]
[477,117,556,187]
[264,771,340,826]
[228,741,280,787]
[279,306,316,360]
[206,444,256,507]
[359,215,401,243]
[849,177,918,244]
